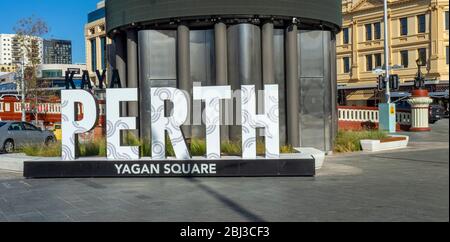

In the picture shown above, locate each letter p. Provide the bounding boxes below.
[61,90,98,160]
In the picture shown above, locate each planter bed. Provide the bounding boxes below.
[360,135,409,152]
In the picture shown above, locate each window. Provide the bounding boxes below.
[374,22,381,39]
[417,14,426,33]
[365,24,372,41]
[418,48,427,63]
[366,55,373,71]
[400,17,408,36]
[374,53,382,68]
[400,50,409,68]
[22,122,39,131]
[100,37,106,70]
[90,39,97,71]
[446,46,449,65]
[343,28,349,44]
[343,57,351,73]
[446,11,449,30]
[8,122,22,131]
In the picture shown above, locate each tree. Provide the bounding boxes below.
[13,16,49,124]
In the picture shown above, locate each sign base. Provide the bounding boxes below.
[23,157,316,178]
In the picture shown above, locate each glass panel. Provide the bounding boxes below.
[100,37,106,70]
[418,48,427,63]
[374,53,382,68]
[366,55,373,71]
[343,28,349,44]
[374,22,381,39]
[400,18,408,36]
[298,30,326,151]
[446,11,449,30]
[299,30,324,78]
[401,50,409,68]
[417,15,426,33]
[365,24,372,41]
[90,39,97,71]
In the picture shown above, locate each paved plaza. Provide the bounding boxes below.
[0,121,448,222]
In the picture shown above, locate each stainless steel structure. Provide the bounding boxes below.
[106,0,341,152]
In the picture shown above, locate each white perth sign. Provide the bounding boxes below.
[61,85,280,161]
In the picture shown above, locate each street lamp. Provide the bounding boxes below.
[415,58,426,89]
[21,52,26,122]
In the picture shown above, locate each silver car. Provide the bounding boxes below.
[0,121,56,153]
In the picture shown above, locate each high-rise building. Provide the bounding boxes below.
[0,34,43,68]
[337,0,449,106]
[43,39,72,64]
[85,0,110,85]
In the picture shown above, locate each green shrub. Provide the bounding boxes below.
[23,137,298,157]
[334,130,388,153]
[23,142,61,157]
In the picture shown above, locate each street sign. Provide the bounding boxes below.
[373,68,385,75]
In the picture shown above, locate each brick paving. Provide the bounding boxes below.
[0,120,448,222]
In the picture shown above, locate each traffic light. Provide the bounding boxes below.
[378,75,386,91]
[389,74,399,91]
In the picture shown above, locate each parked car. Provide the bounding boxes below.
[0,121,56,153]
[429,104,445,124]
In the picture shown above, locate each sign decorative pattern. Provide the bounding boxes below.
[193,86,232,159]
[60,85,281,161]
[61,90,98,161]
[151,87,191,160]
[106,88,140,160]
[241,85,280,159]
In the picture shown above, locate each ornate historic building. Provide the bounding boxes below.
[337,0,449,106]
[85,1,111,85]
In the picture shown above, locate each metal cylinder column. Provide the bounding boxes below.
[177,24,192,139]
[262,22,275,84]
[126,30,139,117]
[215,22,229,141]
[114,33,127,116]
[126,30,139,140]
[285,24,300,147]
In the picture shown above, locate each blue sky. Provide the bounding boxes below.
[0,0,100,63]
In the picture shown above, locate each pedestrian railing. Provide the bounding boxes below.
[338,106,412,126]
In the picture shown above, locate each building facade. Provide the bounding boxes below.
[43,39,72,64]
[85,1,111,84]
[0,65,16,73]
[105,0,342,152]
[337,0,449,106]
[0,34,43,68]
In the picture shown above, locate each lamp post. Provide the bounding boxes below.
[407,59,433,132]
[414,58,426,89]
[21,52,26,122]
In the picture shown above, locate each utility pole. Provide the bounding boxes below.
[383,0,390,104]
[379,0,396,133]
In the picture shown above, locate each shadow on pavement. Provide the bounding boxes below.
[185,177,266,222]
